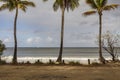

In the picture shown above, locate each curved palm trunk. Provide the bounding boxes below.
[56,1,65,63]
[0,55,1,61]
[12,7,18,64]
[99,12,105,64]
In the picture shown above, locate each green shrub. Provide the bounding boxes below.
[91,62,100,66]
[47,59,55,65]
[0,40,6,61]
[0,60,7,65]
[26,61,31,64]
[35,60,44,64]
[68,61,80,65]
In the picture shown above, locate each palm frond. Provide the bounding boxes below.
[86,0,93,4]
[53,0,60,11]
[86,0,97,9]
[101,0,107,7]
[95,0,107,8]
[66,0,79,11]
[0,2,15,11]
[103,4,119,11]
[83,10,97,16]
[18,4,26,12]
[0,0,8,2]
[0,3,9,11]
[17,1,35,12]
[53,0,79,12]
[18,1,35,7]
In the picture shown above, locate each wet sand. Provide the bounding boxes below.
[0,65,120,80]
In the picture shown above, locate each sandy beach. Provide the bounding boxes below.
[0,65,120,80]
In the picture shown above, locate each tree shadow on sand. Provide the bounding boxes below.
[25,74,69,80]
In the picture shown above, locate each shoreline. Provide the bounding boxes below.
[1,56,101,64]
[1,58,120,67]
[2,56,120,65]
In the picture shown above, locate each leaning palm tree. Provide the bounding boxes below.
[0,0,35,64]
[83,0,119,64]
[53,0,79,63]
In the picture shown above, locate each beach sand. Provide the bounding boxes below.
[0,65,120,80]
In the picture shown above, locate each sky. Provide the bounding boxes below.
[0,0,120,47]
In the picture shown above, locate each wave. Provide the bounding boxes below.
[2,56,116,64]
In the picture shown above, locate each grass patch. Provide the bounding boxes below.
[46,59,56,65]
[35,60,44,65]
[0,60,7,65]
[68,61,81,65]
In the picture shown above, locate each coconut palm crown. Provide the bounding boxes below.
[83,0,119,64]
[0,0,35,12]
[83,0,119,16]
[53,0,79,11]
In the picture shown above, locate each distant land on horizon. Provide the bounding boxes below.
[6,47,120,49]
[6,47,99,49]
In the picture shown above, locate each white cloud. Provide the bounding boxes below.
[3,38,12,43]
[27,37,42,44]
[47,36,53,42]
[2,38,13,47]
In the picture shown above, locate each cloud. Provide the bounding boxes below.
[2,38,13,47]
[3,38,12,43]
[27,37,42,44]
[47,36,53,42]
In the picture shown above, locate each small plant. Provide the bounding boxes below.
[62,60,65,64]
[47,59,55,65]
[0,60,6,65]
[35,60,44,64]
[68,61,81,65]
[91,62,100,66]
[19,61,25,64]
[26,61,31,64]
[0,40,6,61]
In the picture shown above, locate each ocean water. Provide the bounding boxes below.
[2,47,120,64]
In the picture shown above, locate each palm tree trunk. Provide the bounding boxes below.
[99,12,105,64]
[12,7,18,64]
[56,1,65,63]
[0,56,1,61]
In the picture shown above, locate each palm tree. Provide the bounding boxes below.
[83,0,119,64]
[53,0,79,63]
[0,0,35,64]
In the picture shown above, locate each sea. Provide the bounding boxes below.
[2,47,120,64]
